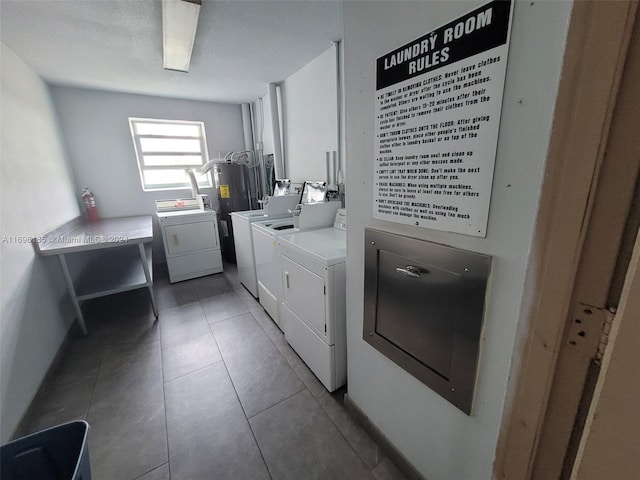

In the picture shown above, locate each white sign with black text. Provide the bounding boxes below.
[374,0,513,236]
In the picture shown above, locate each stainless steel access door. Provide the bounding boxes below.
[363,228,491,414]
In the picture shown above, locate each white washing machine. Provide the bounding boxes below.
[252,218,297,325]
[231,210,273,297]
[231,209,292,297]
[252,201,341,327]
[277,209,347,392]
[230,194,300,297]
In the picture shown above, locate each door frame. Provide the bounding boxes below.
[569,228,640,479]
[493,1,638,478]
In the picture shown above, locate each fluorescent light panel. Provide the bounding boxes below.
[162,0,201,72]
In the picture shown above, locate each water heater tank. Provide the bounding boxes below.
[214,163,251,263]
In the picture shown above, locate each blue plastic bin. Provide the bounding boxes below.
[1,420,91,480]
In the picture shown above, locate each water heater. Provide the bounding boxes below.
[214,163,252,262]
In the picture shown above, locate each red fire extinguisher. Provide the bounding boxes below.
[81,188,100,223]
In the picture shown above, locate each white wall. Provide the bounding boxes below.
[280,46,338,183]
[0,44,81,441]
[49,86,246,261]
[343,2,572,479]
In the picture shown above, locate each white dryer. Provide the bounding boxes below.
[277,209,347,392]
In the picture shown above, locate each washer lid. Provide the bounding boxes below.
[278,228,346,265]
[231,209,294,222]
[252,217,297,235]
[230,209,265,219]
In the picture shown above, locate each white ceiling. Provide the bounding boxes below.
[0,0,342,103]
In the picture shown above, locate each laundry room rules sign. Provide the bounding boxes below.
[374,0,513,237]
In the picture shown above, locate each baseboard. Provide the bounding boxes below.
[344,393,426,480]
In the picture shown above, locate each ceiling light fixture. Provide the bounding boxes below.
[162,0,201,72]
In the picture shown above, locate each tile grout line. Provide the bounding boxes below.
[245,386,308,421]
[83,326,113,428]
[205,308,252,326]
[162,359,225,385]
[194,282,237,303]
[206,307,275,480]
[321,395,381,473]
[132,462,169,480]
[246,308,288,354]
[158,300,207,321]
[316,392,389,476]
[157,307,173,480]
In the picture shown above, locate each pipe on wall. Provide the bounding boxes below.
[249,100,269,199]
[332,40,343,185]
[268,82,285,179]
[241,103,254,152]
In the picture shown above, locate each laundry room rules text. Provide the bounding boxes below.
[374,0,513,237]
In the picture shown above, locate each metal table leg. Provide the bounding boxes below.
[139,243,159,319]
[58,253,88,336]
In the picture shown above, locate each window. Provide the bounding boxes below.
[129,118,212,191]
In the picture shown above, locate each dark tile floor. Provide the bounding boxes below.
[20,263,407,480]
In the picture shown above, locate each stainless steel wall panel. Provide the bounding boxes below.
[363,228,491,414]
